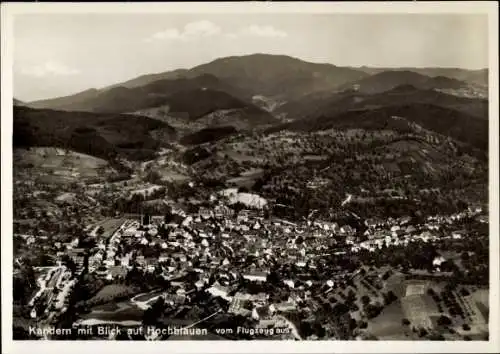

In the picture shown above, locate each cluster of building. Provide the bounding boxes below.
[13,173,488,340]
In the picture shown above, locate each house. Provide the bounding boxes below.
[120,255,130,267]
[399,216,412,225]
[418,231,434,242]
[345,235,356,245]
[182,216,193,227]
[452,230,466,239]
[159,253,169,263]
[106,266,128,280]
[237,210,250,222]
[195,279,206,290]
[250,292,268,306]
[215,205,233,219]
[339,225,355,235]
[206,282,231,301]
[66,248,85,272]
[164,294,186,306]
[243,271,268,282]
[432,255,446,268]
[228,293,253,317]
[151,215,163,225]
[252,305,275,321]
[283,279,295,288]
[392,229,405,238]
[122,228,137,237]
[476,215,488,224]
[427,223,440,231]
[136,255,146,267]
[199,208,212,220]
[274,301,297,312]
[359,240,377,252]
[172,253,187,262]
[364,218,384,229]
[405,225,417,234]
[390,225,401,233]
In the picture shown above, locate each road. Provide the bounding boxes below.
[341,194,353,207]
[181,309,223,330]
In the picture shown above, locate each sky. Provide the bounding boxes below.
[13,13,489,101]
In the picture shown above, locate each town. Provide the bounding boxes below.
[13,181,489,341]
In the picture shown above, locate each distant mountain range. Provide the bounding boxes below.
[337,70,468,94]
[28,74,246,113]
[355,66,488,87]
[15,53,489,162]
[25,54,488,108]
[25,54,371,112]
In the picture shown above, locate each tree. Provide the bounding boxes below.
[384,290,397,305]
[143,297,165,326]
[61,255,77,274]
[402,318,410,326]
[361,295,371,306]
[460,288,470,297]
[332,302,349,316]
[346,289,357,303]
[418,328,428,337]
[299,321,313,338]
[437,315,452,327]
[462,324,471,331]
[314,322,326,338]
[429,333,445,340]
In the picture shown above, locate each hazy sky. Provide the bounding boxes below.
[13,13,489,101]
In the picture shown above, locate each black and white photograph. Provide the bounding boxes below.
[1,2,499,353]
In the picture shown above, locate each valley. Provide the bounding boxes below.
[12,53,490,342]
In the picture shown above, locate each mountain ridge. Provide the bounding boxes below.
[24,54,488,112]
[278,84,488,121]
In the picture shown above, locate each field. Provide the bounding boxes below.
[227,168,264,188]
[366,300,415,340]
[133,290,164,302]
[14,147,112,182]
[92,302,120,312]
[93,218,127,239]
[79,300,144,324]
[375,139,455,177]
[157,168,189,182]
[88,284,137,305]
